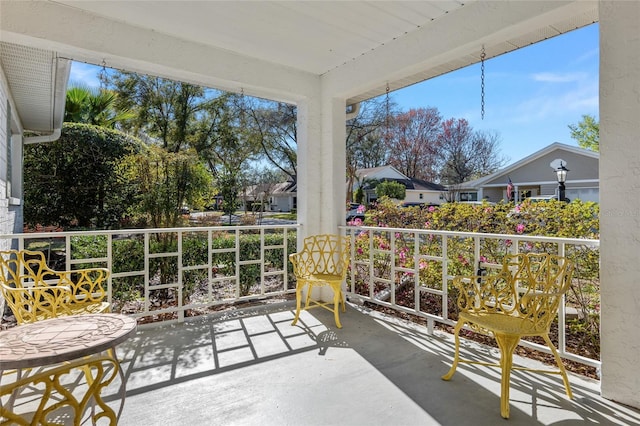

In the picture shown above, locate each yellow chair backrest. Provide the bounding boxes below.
[454,252,574,331]
[0,249,110,324]
[507,252,574,332]
[293,234,350,278]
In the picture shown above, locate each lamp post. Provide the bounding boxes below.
[555,162,569,202]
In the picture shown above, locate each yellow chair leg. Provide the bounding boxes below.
[495,333,520,419]
[442,320,464,381]
[291,284,305,326]
[542,334,573,399]
[333,289,342,329]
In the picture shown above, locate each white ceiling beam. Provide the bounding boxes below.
[0,0,318,104]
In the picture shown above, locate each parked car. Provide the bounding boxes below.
[346,204,366,222]
[457,200,496,206]
[400,202,440,209]
[524,195,561,203]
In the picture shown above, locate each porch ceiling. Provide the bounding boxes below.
[0,1,598,133]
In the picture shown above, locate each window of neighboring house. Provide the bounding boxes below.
[460,192,478,201]
[5,100,11,197]
[293,196,297,209]
[419,193,423,199]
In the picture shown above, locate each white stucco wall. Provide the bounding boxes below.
[599,0,640,408]
[404,191,442,205]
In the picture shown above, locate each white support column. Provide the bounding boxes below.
[599,0,640,409]
[296,88,346,239]
[321,95,347,232]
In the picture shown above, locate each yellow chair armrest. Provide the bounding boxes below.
[289,252,310,278]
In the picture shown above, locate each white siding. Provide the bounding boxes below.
[0,66,21,251]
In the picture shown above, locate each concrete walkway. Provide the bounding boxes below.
[108,303,640,426]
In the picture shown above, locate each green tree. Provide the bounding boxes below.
[108,72,262,209]
[124,146,213,228]
[217,169,241,223]
[569,114,599,152]
[23,123,143,228]
[64,85,133,127]
[106,72,217,152]
[376,181,406,200]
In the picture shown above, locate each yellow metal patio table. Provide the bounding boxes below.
[0,313,137,425]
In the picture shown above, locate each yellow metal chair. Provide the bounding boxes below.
[0,356,120,425]
[0,249,110,324]
[290,234,350,328]
[441,252,575,419]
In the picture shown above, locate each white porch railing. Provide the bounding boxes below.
[1,224,600,370]
[0,225,299,323]
[341,225,601,370]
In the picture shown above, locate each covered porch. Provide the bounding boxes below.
[113,303,636,425]
[1,0,640,414]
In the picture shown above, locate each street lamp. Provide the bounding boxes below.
[555,162,569,202]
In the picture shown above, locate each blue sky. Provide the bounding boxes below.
[391,23,599,164]
[70,23,598,165]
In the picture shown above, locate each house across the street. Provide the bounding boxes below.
[456,142,599,203]
[352,165,446,206]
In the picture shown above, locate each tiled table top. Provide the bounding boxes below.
[0,314,137,370]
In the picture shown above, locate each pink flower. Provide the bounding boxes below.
[516,223,526,234]
[356,205,366,214]
[357,247,363,255]
[428,206,436,212]
[479,256,487,263]
[424,221,431,229]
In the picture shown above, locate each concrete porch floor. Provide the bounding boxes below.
[103,302,640,426]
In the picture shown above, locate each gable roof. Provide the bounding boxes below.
[356,166,446,192]
[355,165,406,181]
[459,142,599,189]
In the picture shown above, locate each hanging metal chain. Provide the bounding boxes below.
[385,83,390,144]
[480,45,486,120]
[99,59,107,90]
[239,87,245,124]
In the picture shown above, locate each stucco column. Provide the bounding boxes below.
[599,0,640,408]
[296,92,346,239]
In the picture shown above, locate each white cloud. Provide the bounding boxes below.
[531,72,587,83]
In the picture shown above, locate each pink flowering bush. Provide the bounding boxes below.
[349,196,601,359]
